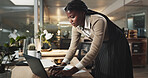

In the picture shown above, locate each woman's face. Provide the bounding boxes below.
[66,10,85,27]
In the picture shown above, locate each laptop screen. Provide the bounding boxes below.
[23,54,48,78]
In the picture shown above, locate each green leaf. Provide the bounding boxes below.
[4,43,9,47]
[10,38,15,44]
[16,36,26,42]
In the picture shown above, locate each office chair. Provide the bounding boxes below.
[77,42,93,69]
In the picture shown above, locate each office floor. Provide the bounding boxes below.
[133,65,148,78]
[87,65,148,78]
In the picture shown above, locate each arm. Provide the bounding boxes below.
[75,16,107,70]
[62,26,81,64]
[48,27,81,77]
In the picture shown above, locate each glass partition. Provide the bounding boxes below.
[127,11,147,38]
[0,1,34,46]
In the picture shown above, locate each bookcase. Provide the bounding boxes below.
[127,38,147,67]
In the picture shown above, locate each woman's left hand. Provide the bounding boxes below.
[54,66,79,77]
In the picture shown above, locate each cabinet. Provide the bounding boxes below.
[127,38,147,67]
[60,39,71,49]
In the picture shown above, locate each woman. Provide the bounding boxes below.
[49,0,133,78]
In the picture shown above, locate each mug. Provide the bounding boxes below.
[28,50,36,57]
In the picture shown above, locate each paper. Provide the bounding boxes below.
[63,65,86,74]
[63,65,73,70]
[76,70,86,74]
[41,59,56,68]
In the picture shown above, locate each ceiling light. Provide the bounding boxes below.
[0,28,2,31]
[0,24,2,31]
[3,6,32,10]
[56,4,60,7]
[26,30,29,33]
[57,30,61,35]
[10,0,34,5]
[61,26,70,27]
[57,23,60,26]
[108,17,115,21]
[133,0,141,3]
[59,21,71,25]
[2,29,11,32]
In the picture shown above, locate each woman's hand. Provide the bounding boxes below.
[47,65,65,76]
[54,66,79,77]
[60,62,67,66]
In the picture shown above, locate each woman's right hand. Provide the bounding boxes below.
[60,62,67,66]
[47,62,67,76]
[47,65,65,76]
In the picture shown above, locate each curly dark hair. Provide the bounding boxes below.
[64,0,104,16]
[64,0,88,12]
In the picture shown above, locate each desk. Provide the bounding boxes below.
[41,49,78,57]
[11,57,93,78]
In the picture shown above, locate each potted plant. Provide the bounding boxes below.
[0,46,17,73]
[27,43,36,57]
[37,30,54,52]
[9,36,26,48]
[0,36,26,73]
[0,49,6,73]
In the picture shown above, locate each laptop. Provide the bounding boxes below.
[23,54,49,78]
[23,54,71,78]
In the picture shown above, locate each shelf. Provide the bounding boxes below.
[133,65,145,67]
[127,38,147,67]
[127,38,147,40]
[132,53,146,55]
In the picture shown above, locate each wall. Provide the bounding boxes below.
[0,17,11,46]
[0,31,10,46]
[114,18,127,29]
[0,16,1,22]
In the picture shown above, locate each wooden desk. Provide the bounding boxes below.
[11,57,93,78]
[41,49,78,57]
